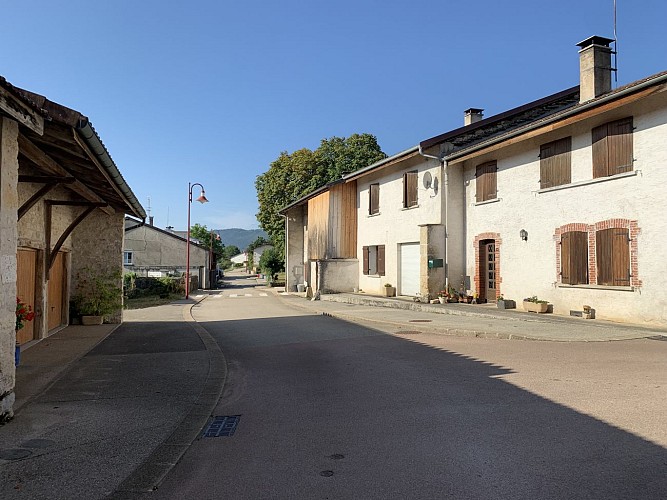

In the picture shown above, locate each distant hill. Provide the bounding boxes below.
[214,228,268,250]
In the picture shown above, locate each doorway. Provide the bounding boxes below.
[479,239,497,302]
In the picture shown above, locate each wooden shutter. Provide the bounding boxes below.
[369,184,379,215]
[362,246,369,275]
[377,245,385,276]
[404,171,417,207]
[540,137,571,188]
[476,161,497,201]
[571,231,589,285]
[596,229,614,285]
[592,123,609,178]
[608,118,633,174]
[561,232,571,283]
[612,229,630,286]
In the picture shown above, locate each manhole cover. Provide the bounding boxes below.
[320,470,334,477]
[0,449,32,460]
[409,320,432,323]
[396,330,421,335]
[202,415,241,438]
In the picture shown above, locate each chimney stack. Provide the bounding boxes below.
[464,108,484,126]
[149,216,154,226]
[577,35,614,103]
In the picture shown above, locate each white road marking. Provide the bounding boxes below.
[259,293,268,297]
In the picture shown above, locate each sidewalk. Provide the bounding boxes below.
[274,291,667,342]
[0,295,224,500]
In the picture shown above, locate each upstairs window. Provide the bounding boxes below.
[596,228,630,286]
[475,161,497,202]
[362,245,385,276]
[561,231,588,284]
[403,171,418,208]
[123,251,133,266]
[540,137,572,189]
[592,117,633,178]
[369,183,380,215]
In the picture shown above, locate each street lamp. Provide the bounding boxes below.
[186,182,208,299]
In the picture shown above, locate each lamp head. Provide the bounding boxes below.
[196,190,209,204]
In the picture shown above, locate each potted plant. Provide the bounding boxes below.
[523,295,549,313]
[437,290,448,304]
[497,295,516,309]
[15,297,36,366]
[446,285,459,303]
[71,268,123,325]
[383,283,396,297]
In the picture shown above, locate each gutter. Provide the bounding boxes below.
[444,73,667,162]
[77,119,146,219]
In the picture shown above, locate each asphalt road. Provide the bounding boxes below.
[155,275,667,500]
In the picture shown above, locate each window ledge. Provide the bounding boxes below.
[367,212,381,218]
[557,283,634,292]
[474,198,500,207]
[537,170,639,194]
[401,205,420,211]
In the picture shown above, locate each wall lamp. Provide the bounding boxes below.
[520,229,528,241]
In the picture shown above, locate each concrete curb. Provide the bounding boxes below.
[110,296,228,498]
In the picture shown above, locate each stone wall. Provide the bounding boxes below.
[285,206,305,292]
[318,259,358,293]
[0,117,19,421]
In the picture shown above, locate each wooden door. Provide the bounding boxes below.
[480,240,497,302]
[48,252,66,331]
[16,249,37,344]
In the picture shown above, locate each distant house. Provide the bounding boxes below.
[230,252,248,266]
[124,218,212,290]
[252,244,273,270]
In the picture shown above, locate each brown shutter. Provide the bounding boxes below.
[369,184,379,215]
[561,232,571,283]
[553,137,572,186]
[476,165,486,201]
[571,231,589,285]
[476,161,496,201]
[608,118,633,174]
[362,246,369,275]
[540,142,555,189]
[612,229,630,286]
[377,245,385,276]
[596,229,614,285]
[406,171,418,207]
[592,123,609,178]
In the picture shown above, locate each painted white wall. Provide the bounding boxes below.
[460,93,667,325]
[356,157,443,295]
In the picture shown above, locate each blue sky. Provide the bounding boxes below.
[2,1,665,231]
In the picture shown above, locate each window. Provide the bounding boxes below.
[369,183,380,215]
[403,171,418,208]
[561,231,588,284]
[362,245,385,276]
[540,137,572,189]
[596,228,630,286]
[475,161,497,202]
[592,117,633,178]
[123,251,133,265]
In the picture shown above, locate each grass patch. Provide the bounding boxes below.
[124,293,182,309]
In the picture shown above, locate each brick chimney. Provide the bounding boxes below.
[577,35,614,103]
[464,108,484,126]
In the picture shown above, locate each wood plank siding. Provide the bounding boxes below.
[307,181,357,260]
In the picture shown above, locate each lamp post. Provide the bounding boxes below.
[186,182,208,299]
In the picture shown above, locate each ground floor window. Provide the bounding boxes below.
[362,245,385,275]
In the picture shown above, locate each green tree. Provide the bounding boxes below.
[189,224,224,261]
[255,133,385,255]
[221,245,241,260]
[246,236,272,270]
[259,247,284,281]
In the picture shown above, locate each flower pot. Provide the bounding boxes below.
[438,297,445,304]
[523,301,548,313]
[497,299,516,309]
[81,315,103,325]
[383,286,396,297]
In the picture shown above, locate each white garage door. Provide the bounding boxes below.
[400,243,420,296]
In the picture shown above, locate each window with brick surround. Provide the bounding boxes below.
[476,161,497,202]
[596,228,630,286]
[540,137,572,188]
[561,231,588,284]
[403,171,418,208]
[369,183,379,215]
[592,117,633,178]
[362,245,385,275]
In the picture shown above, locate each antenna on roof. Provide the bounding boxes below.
[166,206,170,227]
[147,196,152,218]
[613,0,618,85]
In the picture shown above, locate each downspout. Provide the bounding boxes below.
[418,145,449,288]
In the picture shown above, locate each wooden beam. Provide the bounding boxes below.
[19,175,75,184]
[449,83,667,165]
[0,85,44,134]
[19,183,57,220]
[18,133,115,215]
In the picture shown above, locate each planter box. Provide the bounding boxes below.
[383,286,396,297]
[81,315,103,325]
[523,301,548,313]
[497,299,516,309]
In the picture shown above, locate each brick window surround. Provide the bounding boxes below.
[473,232,502,300]
[554,219,641,287]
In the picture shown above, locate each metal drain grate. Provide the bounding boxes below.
[396,330,421,335]
[409,319,432,323]
[203,415,241,437]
